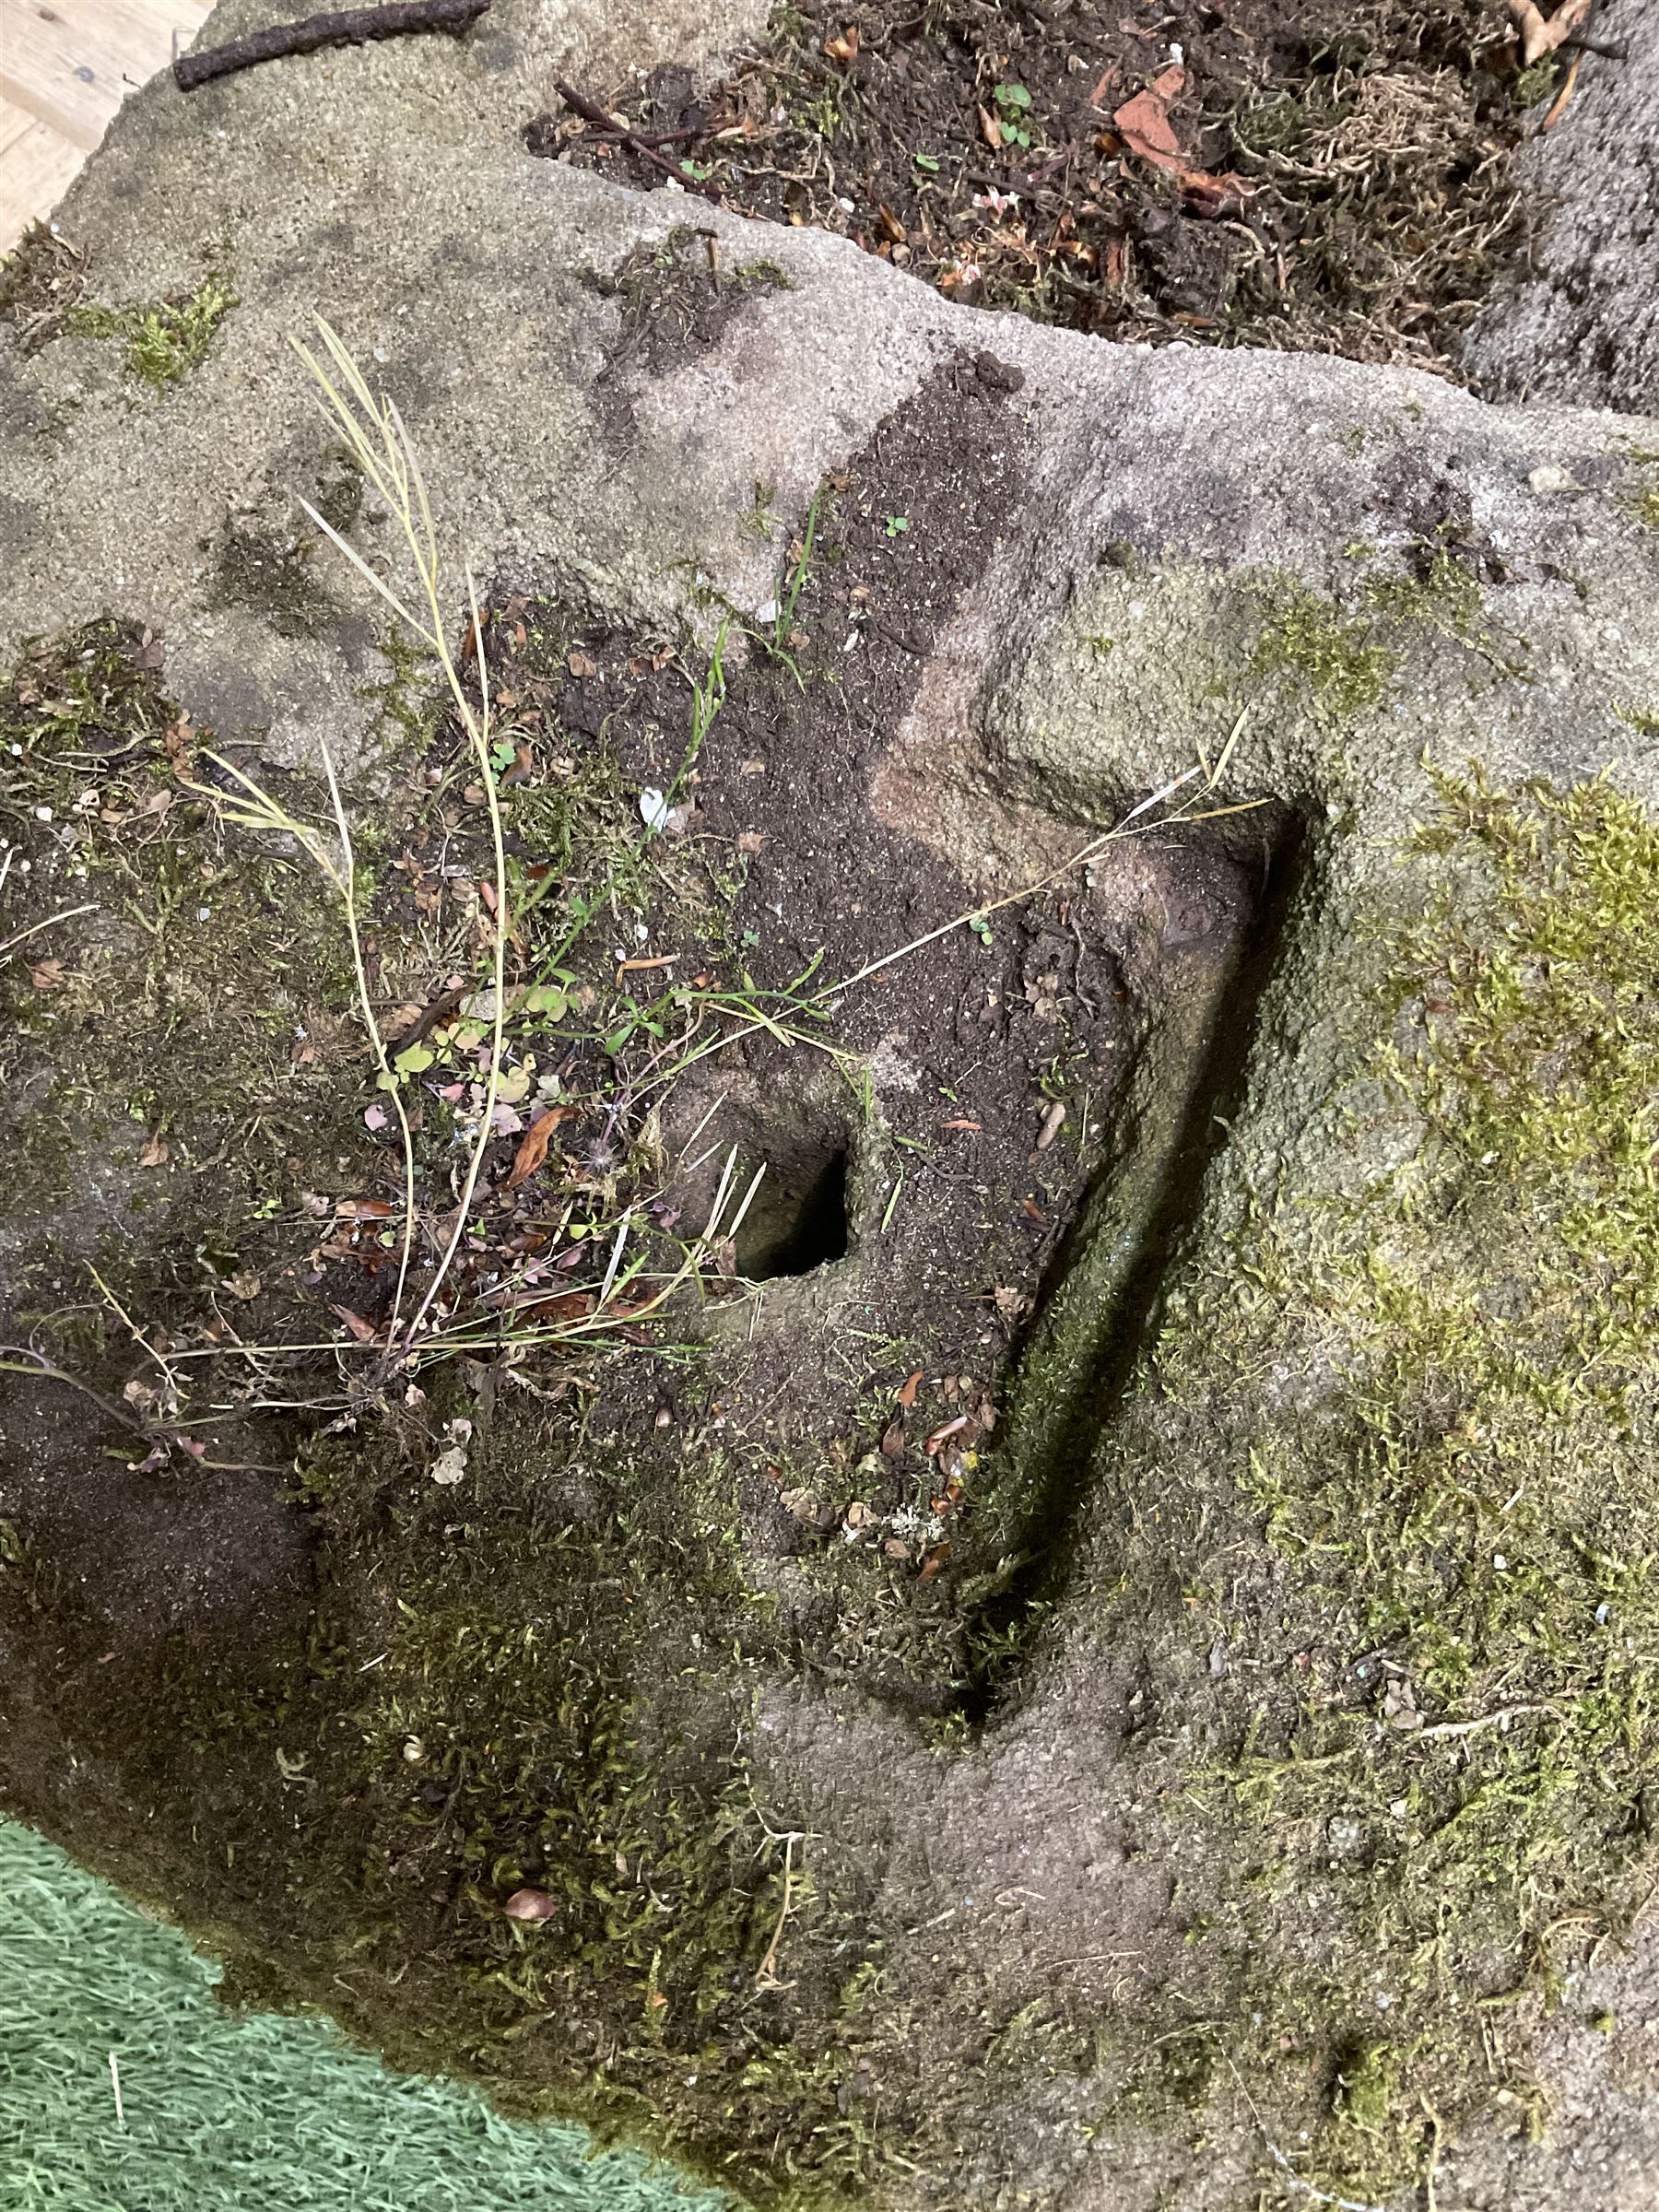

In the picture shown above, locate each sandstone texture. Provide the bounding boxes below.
[5,8,1659,2212]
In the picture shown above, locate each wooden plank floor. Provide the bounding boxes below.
[1,0,214,253]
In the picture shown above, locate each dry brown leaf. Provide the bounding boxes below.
[823,24,859,61]
[1112,65,1187,174]
[162,712,195,776]
[1506,0,1593,65]
[520,1288,596,1326]
[28,959,65,991]
[138,1132,170,1169]
[330,1304,380,1343]
[505,1105,573,1191]
[897,1369,924,1409]
[1182,169,1255,218]
[567,650,597,677]
[978,102,1002,149]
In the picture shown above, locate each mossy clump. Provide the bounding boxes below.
[1619,444,1659,529]
[1251,545,1508,725]
[1251,584,1396,718]
[0,618,378,1311]
[68,273,237,387]
[1362,538,1485,641]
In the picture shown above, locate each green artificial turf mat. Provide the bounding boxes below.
[0,1821,726,2212]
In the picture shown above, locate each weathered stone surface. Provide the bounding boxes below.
[1465,0,1659,415]
[7,8,1659,2212]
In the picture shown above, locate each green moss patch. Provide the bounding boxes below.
[68,273,236,387]
[1088,767,1659,2200]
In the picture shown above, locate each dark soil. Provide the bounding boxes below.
[530,0,1557,379]
[343,347,1263,1702]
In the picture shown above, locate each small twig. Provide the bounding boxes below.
[87,1263,183,1401]
[174,0,489,93]
[553,79,722,201]
[1542,49,1584,129]
[755,1830,806,1989]
[1413,1701,1567,1740]
[0,903,98,962]
[0,1347,149,1441]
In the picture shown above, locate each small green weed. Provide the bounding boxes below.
[992,83,1034,148]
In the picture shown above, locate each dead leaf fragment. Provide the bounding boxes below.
[1112,65,1187,174]
[138,1132,170,1169]
[1036,1100,1067,1151]
[897,1369,924,1410]
[504,1105,572,1192]
[330,1304,380,1344]
[1505,0,1592,66]
[429,1443,468,1485]
[518,1288,595,1327]
[504,1887,559,1921]
[1182,169,1255,219]
[28,959,65,991]
[822,24,859,62]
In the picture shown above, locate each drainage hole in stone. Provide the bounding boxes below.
[734,1145,850,1280]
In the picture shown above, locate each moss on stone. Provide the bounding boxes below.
[68,273,236,387]
[1251,582,1396,718]
[1088,765,1659,2200]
